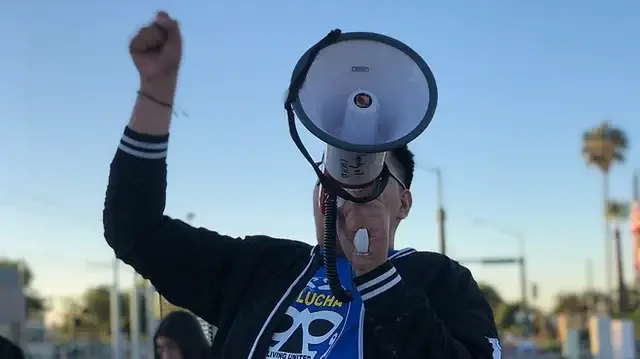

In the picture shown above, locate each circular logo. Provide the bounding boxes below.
[353,93,372,108]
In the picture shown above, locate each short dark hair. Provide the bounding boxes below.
[390,145,415,189]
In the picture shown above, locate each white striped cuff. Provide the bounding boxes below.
[118,131,169,160]
[356,263,402,301]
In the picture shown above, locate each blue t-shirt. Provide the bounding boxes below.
[266,249,406,359]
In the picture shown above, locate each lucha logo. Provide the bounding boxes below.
[268,277,348,359]
[270,306,344,359]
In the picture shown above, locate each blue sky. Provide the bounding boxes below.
[1,0,639,314]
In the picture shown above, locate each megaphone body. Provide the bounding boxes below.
[318,90,387,254]
[285,30,438,302]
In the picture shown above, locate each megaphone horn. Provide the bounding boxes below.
[291,31,437,153]
[285,30,438,303]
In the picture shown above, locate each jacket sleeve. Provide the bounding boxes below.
[104,127,270,327]
[354,260,500,359]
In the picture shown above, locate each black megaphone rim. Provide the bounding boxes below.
[290,31,438,154]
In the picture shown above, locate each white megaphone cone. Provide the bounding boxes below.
[286,30,438,302]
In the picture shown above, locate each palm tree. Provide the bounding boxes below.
[582,121,628,303]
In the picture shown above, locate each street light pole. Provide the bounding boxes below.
[85,260,122,359]
[420,166,446,255]
[110,257,121,359]
[472,220,530,335]
[434,169,446,256]
[130,274,140,359]
[517,233,528,333]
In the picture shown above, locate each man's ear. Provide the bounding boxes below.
[398,189,412,220]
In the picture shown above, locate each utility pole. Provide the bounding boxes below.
[468,220,530,336]
[614,227,628,313]
[145,281,157,358]
[110,258,121,359]
[435,169,446,256]
[86,260,122,359]
[130,274,141,359]
[419,166,446,255]
[518,235,528,334]
[586,258,595,314]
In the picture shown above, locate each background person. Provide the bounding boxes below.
[154,310,211,359]
[0,335,25,359]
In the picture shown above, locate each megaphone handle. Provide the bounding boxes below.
[354,228,370,255]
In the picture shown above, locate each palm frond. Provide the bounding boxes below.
[609,129,628,148]
[581,121,628,171]
[605,200,630,220]
[613,151,625,163]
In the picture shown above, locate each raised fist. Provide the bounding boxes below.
[129,11,182,83]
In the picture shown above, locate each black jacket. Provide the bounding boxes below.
[154,310,211,359]
[104,127,500,359]
[0,336,25,359]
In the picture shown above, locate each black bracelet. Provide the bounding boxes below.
[137,90,173,108]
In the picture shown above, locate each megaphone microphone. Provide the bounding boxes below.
[285,30,438,303]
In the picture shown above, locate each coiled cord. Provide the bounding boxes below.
[323,192,353,303]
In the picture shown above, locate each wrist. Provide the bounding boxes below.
[140,77,178,104]
[129,77,177,136]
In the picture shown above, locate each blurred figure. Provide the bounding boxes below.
[0,335,25,359]
[154,311,210,359]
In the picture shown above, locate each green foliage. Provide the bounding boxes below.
[479,283,559,341]
[478,282,503,313]
[0,258,47,318]
[495,302,522,329]
[56,284,149,340]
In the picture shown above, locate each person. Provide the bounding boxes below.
[104,11,500,359]
[154,310,211,359]
[0,335,25,359]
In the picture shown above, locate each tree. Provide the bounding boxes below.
[495,302,523,329]
[582,121,628,299]
[552,290,612,316]
[0,259,46,317]
[533,313,557,340]
[82,286,126,335]
[56,284,148,340]
[553,293,588,314]
[478,282,504,313]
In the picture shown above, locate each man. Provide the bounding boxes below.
[104,11,500,359]
[154,311,211,359]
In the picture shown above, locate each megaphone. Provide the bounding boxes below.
[284,30,437,303]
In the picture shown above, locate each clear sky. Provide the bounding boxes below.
[1,0,639,315]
